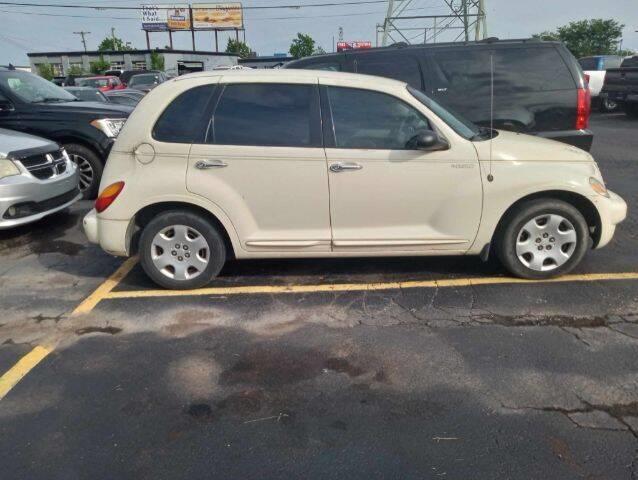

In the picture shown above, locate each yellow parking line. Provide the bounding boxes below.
[105,271,638,300]
[70,256,138,316]
[0,345,53,400]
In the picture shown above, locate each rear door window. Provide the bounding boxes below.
[326,86,430,149]
[209,83,321,147]
[354,54,423,89]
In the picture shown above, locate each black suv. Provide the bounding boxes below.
[286,39,592,150]
[0,68,132,198]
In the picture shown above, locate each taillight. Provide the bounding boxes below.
[584,73,590,86]
[95,181,125,213]
[576,88,590,130]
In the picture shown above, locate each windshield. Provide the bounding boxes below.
[68,88,107,102]
[407,86,480,140]
[77,78,110,88]
[0,71,77,103]
[129,74,160,86]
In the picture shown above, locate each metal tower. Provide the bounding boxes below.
[378,0,487,47]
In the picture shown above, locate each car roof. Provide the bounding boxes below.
[175,68,406,89]
[82,76,116,80]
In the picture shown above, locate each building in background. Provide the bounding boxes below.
[27,49,238,77]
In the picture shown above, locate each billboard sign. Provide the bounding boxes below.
[192,3,243,30]
[337,41,372,52]
[167,6,191,30]
[142,5,167,31]
[142,4,191,31]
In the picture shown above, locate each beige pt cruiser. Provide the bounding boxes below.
[83,70,627,290]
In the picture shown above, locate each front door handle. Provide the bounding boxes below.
[329,162,362,173]
[195,159,227,170]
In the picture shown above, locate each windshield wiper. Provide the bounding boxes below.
[34,97,70,103]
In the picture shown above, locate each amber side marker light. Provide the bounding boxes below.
[95,181,125,213]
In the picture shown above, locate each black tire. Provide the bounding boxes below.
[139,210,226,290]
[599,98,618,113]
[64,143,103,200]
[496,199,589,280]
[624,103,638,119]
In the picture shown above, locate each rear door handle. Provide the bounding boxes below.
[329,162,362,173]
[195,159,227,169]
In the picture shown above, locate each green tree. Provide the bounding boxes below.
[66,64,85,76]
[150,51,165,71]
[37,63,54,80]
[225,38,252,59]
[314,46,326,55]
[98,35,133,51]
[289,33,316,58]
[89,55,110,75]
[534,19,624,58]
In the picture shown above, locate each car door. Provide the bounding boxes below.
[187,81,332,253]
[320,81,482,252]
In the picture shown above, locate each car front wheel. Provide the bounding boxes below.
[496,199,589,279]
[64,143,103,199]
[139,210,226,289]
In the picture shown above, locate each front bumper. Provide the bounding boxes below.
[0,163,81,229]
[593,189,627,249]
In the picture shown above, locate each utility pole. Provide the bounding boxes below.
[111,27,117,51]
[74,31,90,52]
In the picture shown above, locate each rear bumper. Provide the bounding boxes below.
[83,208,131,256]
[534,129,593,152]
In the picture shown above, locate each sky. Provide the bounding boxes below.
[0,0,636,65]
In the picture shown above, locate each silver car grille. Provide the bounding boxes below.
[17,149,68,180]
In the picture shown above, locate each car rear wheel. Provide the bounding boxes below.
[496,199,589,279]
[64,143,103,199]
[599,98,618,113]
[139,210,226,290]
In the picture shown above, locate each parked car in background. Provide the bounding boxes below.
[119,70,161,87]
[579,55,623,112]
[128,72,168,93]
[0,128,80,228]
[286,38,593,151]
[64,86,109,103]
[601,56,638,118]
[83,70,625,290]
[76,76,124,92]
[0,68,132,198]
[104,89,145,107]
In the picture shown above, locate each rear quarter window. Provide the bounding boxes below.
[152,85,217,143]
[431,46,575,94]
[494,47,575,92]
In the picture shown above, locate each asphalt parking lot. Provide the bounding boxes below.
[1,112,637,479]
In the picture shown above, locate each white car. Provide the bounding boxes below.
[83,70,626,289]
[579,55,623,112]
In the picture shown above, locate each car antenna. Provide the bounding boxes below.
[487,52,494,182]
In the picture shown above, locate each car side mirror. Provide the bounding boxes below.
[406,130,449,151]
[0,99,14,113]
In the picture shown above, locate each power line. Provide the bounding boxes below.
[0,1,389,10]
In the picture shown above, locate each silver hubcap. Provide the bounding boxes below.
[70,154,93,192]
[516,214,577,272]
[150,225,210,281]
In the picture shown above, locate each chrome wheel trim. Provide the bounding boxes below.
[70,154,94,192]
[150,225,210,281]
[603,99,617,111]
[515,214,577,272]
